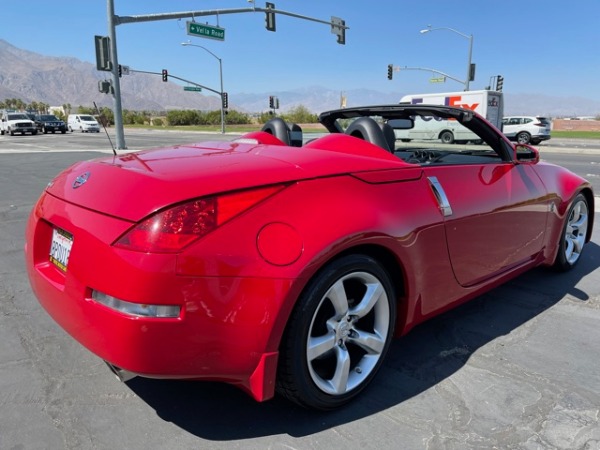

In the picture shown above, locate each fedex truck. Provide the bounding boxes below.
[395,90,503,143]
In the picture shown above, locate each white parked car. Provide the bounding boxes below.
[502,116,551,145]
[68,114,100,133]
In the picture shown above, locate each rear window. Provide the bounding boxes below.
[537,117,551,125]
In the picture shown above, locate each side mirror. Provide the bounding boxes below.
[515,144,540,164]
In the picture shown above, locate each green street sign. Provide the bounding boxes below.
[187,21,225,41]
[429,77,446,83]
[184,86,202,92]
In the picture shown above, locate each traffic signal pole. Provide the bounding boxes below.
[107,0,126,149]
[105,1,348,150]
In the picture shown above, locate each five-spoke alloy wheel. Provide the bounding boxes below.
[277,254,396,410]
[554,193,589,271]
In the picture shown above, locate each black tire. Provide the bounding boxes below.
[32,130,37,135]
[517,132,531,144]
[61,130,66,134]
[440,131,454,144]
[43,127,48,134]
[553,193,589,271]
[277,254,396,410]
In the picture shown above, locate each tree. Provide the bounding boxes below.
[281,105,318,123]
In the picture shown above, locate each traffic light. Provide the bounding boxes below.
[98,80,111,94]
[265,2,276,32]
[331,16,346,45]
[269,95,274,109]
[162,69,168,82]
[118,64,122,78]
[387,64,393,80]
[496,75,504,91]
[469,63,476,82]
[222,92,228,109]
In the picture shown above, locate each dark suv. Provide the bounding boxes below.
[34,114,67,134]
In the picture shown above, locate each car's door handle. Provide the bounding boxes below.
[427,176,453,217]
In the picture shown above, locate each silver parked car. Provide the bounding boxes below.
[502,116,551,145]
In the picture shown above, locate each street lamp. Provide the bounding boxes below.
[420,26,474,91]
[181,41,225,134]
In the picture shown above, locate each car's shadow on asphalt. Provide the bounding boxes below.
[127,241,599,441]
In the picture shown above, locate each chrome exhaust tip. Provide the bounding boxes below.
[105,361,137,382]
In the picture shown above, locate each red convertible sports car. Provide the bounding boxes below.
[25,105,594,410]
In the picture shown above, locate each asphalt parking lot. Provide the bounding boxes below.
[0,132,599,449]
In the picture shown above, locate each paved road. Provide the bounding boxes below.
[0,133,599,449]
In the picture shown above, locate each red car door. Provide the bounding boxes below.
[423,162,549,287]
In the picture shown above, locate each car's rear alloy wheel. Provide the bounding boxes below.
[277,254,396,409]
[517,132,531,144]
[554,193,589,271]
[440,131,454,144]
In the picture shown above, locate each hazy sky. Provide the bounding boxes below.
[2,1,600,100]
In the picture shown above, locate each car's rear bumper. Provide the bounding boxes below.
[24,192,291,401]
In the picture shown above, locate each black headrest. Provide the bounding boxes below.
[345,117,392,152]
[261,118,303,147]
[261,118,290,145]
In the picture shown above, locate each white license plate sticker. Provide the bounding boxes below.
[50,228,73,272]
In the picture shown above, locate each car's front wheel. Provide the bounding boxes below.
[440,131,454,144]
[517,132,531,144]
[277,254,396,410]
[554,193,589,271]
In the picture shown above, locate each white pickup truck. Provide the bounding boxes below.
[1,112,38,136]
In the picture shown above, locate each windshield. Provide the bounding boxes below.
[40,115,60,121]
[321,106,512,165]
[7,114,29,120]
[79,115,95,121]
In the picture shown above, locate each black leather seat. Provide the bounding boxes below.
[345,117,393,152]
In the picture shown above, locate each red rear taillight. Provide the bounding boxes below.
[115,185,285,253]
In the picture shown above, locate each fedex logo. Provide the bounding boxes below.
[411,96,479,112]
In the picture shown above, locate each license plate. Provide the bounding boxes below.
[50,228,73,272]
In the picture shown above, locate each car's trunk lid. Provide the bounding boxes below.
[45,139,411,221]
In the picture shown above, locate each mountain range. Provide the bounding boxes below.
[1,39,599,117]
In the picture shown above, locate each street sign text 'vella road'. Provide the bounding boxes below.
[183,86,203,92]
[187,22,225,41]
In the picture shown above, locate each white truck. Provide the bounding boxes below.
[1,111,38,136]
[395,90,503,144]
